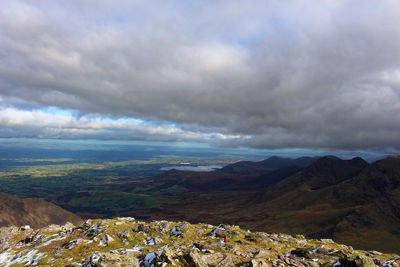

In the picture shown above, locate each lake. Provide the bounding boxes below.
[160,165,222,172]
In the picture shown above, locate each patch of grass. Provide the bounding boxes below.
[57,190,159,214]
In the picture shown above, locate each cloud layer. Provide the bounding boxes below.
[0,107,240,143]
[0,0,400,150]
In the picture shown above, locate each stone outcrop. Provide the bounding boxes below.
[0,217,399,266]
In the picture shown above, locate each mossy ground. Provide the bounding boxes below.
[0,218,399,267]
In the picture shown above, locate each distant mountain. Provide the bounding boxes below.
[141,155,400,252]
[0,192,82,228]
[218,156,318,175]
[152,157,307,192]
[258,156,369,200]
[242,156,400,252]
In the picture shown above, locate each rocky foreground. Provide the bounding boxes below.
[0,218,399,267]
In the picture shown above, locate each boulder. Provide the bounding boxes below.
[201,252,225,265]
[187,250,207,267]
[159,247,176,265]
[217,254,234,267]
[135,223,153,233]
[116,230,130,240]
[92,252,139,267]
[61,239,78,249]
[170,223,188,237]
[159,221,172,233]
[290,248,311,258]
[251,259,270,267]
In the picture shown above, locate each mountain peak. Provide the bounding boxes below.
[310,155,368,169]
[282,156,370,190]
[219,156,317,175]
[311,155,344,165]
[0,217,397,266]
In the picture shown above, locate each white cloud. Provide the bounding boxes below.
[0,106,242,143]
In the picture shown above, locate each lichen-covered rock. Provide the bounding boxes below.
[217,254,234,266]
[169,223,188,238]
[158,247,176,265]
[188,250,208,267]
[251,258,270,267]
[95,251,140,267]
[116,230,130,240]
[201,252,225,265]
[158,221,172,233]
[0,218,398,267]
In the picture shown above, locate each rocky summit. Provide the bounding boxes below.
[0,218,399,267]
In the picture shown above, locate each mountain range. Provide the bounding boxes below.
[1,155,400,254]
[134,155,400,253]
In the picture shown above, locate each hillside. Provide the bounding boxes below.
[129,155,400,253]
[0,217,398,266]
[0,192,82,228]
[238,156,400,253]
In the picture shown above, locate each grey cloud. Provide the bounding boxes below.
[0,0,400,150]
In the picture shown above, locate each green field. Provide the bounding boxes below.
[0,157,229,218]
[58,190,159,214]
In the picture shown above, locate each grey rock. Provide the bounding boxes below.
[116,230,130,240]
[62,222,76,233]
[96,252,140,267]
[188,250,207,267]
[61,239,78,249]
[170,223,188,237]
[201,252,225,265]
[85,223,101,237]
[143,252,157,267]
[202,241,225,250]
[251,259,270,267]
[90,253,101,264]
[217,254,234,267]
[158,248,177,266]
[255,248,274,259]
[135,223,153,233]
[291,248,311,258]
[159,222,172,233]
[99,235,110,246]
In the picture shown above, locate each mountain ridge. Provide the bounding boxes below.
[133,155,400,252]
[218,156,318,175]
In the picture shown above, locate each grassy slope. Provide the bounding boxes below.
[0,192,82,228]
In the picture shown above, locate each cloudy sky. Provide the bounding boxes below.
[1,0,400,152]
